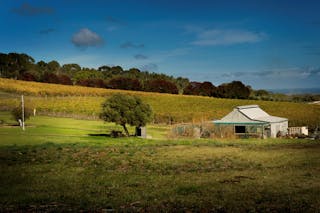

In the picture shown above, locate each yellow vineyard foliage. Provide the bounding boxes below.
[0,78,319,128]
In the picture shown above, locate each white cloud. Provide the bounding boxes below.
[71,28,104,48]
[191,29,267,46]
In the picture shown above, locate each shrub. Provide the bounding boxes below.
[212,125,236,139]
[11,106,32,123]
[170,122,216,138]
[200,122,216,138]
[170,123,201,138]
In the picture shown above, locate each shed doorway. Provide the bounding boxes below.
[235,126,246,133]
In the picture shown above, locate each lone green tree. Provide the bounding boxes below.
[11,106,32,125]
[100,94,153,136]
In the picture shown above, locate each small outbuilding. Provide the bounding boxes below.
[213,105,288,138]
[135,126,147,138]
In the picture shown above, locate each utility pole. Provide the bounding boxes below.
[21,95,25,131]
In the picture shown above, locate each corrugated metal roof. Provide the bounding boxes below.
[218,108,252,122]
[239,107,269,119]
[255,116,287,123]
[236,105,259,109]
[213,120,266,125]
[213,105,288,124]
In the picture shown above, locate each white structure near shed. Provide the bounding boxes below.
[213,105,288,138]
[136,126,147,138]
[288,126,308,136]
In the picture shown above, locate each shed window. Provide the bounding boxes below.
[235,126,246,133]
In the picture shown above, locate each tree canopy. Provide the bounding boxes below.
[217,81,250,99]
[183,81,216,97]
[0,52,260,100]
[100,94,153,136]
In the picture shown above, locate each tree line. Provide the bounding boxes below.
[0,52,253,99]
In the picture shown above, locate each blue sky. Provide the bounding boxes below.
[1,0,320,90]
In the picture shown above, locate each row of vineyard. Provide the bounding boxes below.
[1,78,319,128]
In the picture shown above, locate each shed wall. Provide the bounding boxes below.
[270,121,288,138]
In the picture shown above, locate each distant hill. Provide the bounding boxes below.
[268,88,320,95]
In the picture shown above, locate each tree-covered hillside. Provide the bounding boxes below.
[0,52,252,99]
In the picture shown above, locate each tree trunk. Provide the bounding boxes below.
[122,124,130,136]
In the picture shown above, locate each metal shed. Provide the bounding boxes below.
[213,105,288,138]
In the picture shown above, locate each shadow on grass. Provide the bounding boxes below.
[89,130,127,138]
[88,133,136,138]
[88,133,110,137]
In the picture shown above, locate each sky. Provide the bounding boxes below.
[1,0,320,90]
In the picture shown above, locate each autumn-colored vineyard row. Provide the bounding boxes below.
[0,78,319,128]
[0,78,144,97]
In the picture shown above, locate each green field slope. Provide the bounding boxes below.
[0,114,319,211]
[1,78,319,128]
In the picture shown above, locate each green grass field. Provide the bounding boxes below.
[0,112,319,212]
